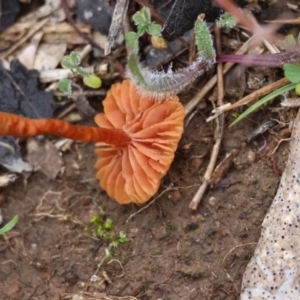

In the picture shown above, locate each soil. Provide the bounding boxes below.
[0,0,297,299]
[0,109,286,299]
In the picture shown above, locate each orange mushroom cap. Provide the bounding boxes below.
[94,80,185,204]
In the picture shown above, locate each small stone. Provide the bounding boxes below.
[247,150,256,163]
[190,157,203,174]
[0,194,6,205]
[208,196,217,206]
[171,189,182,201]
[178,262,209,278]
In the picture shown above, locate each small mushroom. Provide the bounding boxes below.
[94,80,185,204]
[0,80,185,204]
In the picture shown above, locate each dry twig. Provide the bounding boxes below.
[211,78,290,116]
[188,25,225,210]
[105,0,130,55]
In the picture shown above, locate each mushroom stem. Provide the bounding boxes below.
[0,112,131,147]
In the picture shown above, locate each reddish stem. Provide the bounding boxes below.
[272,158,282,177]
[217,50,300,67]
[0,112,130,147]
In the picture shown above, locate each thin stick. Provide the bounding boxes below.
[211,78,290,115]
[189,124,223,210]
[222,242,256,290]
[54,90,107,98]
[215,26,224,107]
[266,19,300,25]
[2,18,49,58]
[126,187,173,223]
[126,184,200,222]
[189,27,225,210]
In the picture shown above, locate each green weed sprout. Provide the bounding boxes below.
[88,215,128,280]
[0,215,19,235]
[217,12,237,29]
[58,51,102,97]
[125,7,162,54]
[89,215,127,249]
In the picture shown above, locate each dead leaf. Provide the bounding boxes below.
[26,139,64,179]
[34,43,67,71]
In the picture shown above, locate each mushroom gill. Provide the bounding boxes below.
[94,79,185,204]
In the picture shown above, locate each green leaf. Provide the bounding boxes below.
[105,248,112,258]
[104,218,112,229]
[146,23,162,37]
[58,78,72,97]
[69,51,81,67]
[230,83,297,127]
[217,12,237,29]
[295,82,300,95]
[97,228,105,237]
[83,75,102,89]
[285,34,296,51]
[0,215,19,235]
[137,25,147,36]
[110,241,119,248]
[132,7,151,26]
[194,18,215,61]
[61,56,76,69]
[119,231,127,243]
[125,32,139,53]
[77,67,90,77]
[143,7,151,24]
[284,64,300,83]
[90,215,101,225]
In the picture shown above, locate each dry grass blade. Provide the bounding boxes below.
[211,78,290,115]
[266,18,300,25]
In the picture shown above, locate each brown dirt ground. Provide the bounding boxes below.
[0,0,298,299]
[0,106,287,299]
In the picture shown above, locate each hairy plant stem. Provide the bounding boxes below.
[127,55,214,98]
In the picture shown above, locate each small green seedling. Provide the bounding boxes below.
[0,215,19,235]
[284,63,300,94]
[87,215,128,279]
[58,51,102,97]
[88,215,127,249]
[217,12,237,28]
[125,7,162,53]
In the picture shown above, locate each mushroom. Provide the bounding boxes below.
[94,79,185,204]
[0,80,185,204]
